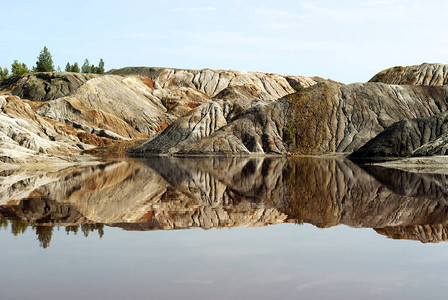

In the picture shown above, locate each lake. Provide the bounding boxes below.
[1,157,448,299]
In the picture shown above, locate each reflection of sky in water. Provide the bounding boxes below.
[1,223,448,300]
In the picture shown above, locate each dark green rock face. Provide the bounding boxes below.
[0,72,98,101]
[350,110,448,160]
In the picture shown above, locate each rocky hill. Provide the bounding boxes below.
[130,80,448,156]
[0,94,116,164]
[2,63,448,164]
[349,63,448,160]
[0,68,322,164]
[283,81,448,154]
[128,84,290,156]
[369,63,448,86]
[350,110,448,160]
[0,72,99,101]
[108,66,318,99]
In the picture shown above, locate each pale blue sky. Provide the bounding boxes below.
[2,0,447,83]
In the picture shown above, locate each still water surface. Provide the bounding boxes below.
[1,157,448,299]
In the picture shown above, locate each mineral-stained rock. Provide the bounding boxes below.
[108,66,317,98]
[0,72,98,101]
[130,80,448,156]
[36,75,211,139]
[283,81,448,154]
[369,63,448,86]
[349,110,448,159]
[128,84,289,156]
[0,95,79,163]
[5,64,448,161]
[37,75,168,137]
[0,95,121,164]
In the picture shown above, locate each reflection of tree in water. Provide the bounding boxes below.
[0,218,105,249]
[33,225,53,249]
[81,224,104,238]
[11,220,28,236]
[66,224,104,238]
[0,217,8,230]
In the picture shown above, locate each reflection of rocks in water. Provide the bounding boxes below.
[375,224,448,243]
[36,160,166,224]
[360,164,448,200]
[284,157,448,229]
[2,157,448,245]
[0,166,77,205]
[139,157,289,229]
[143,157,287,206]
[0,191,88,225]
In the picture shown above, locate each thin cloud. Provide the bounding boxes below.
[172,6,216,12]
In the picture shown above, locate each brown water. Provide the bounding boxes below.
[1,157,448,299]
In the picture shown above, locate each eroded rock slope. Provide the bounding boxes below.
[108,66,318,98]
[0,72,213,164]
[283,81,448,154]
[128,84,290,156]
[0,95,118,164]
[0,72,99,101]
[348,63,448,159]
[370,63,448,86]
[130,80,448,156]
[3,63,448,162]
[350,110,448,159]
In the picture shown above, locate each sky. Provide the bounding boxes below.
[1,0,447,83]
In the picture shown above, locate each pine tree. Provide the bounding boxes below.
[35,46,55,72]
[81,59,91,73]
[97,58,105,74]
[90,64,96,74]
[11,60,29,76]
[0,67,8,79]
[71,62,80,73]
[65,62,71,72]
